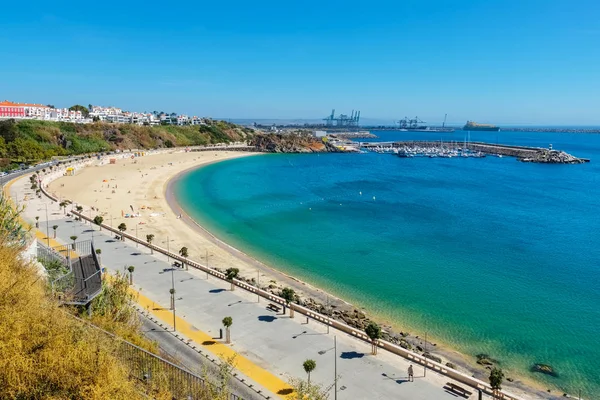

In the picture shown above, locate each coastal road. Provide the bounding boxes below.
[11,174,489,400]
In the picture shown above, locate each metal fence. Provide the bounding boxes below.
[37,241,68,267]
[71,315,243,400]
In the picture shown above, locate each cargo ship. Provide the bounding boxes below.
[463,121,500,131]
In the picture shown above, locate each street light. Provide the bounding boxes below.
[135,224,143,248]
[162,236,175,263]
[171,266,176,332]
[37,203,50,247]
[334,335,337,400]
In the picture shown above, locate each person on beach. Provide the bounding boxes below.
[408,365,414,382]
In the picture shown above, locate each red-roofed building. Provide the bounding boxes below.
[0,101,26,119]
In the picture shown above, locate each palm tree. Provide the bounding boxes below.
[127,265,135,285]
[35,216,39,228]
[179,246,189,270]
[489,367,504,398]
[169,288,176,310]
[52,225,58,238]
[76,205,83,213]
[117,223,127,241]
[365,322,382,355]
[59,201,68,215]
[93,215,103,230]
[222,316,233,344]
[281,287,296,318]
[303,359,316,384]
[146,234,155,254]
[225,267,239,291]
[70,235,78,250]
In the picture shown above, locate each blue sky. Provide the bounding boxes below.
[1,0,598,125]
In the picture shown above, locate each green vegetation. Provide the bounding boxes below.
[179,246,189,270]
[281,287,296,318]
[302,359,316,384]
[69,104,90,118]
[118,222,127,240]
[489,367,505,397]
[0,119,253,171]
[0,193,236,399]
[365,322,382,355]
[222,316,233,344]
[225,267,239,291]
[127,265,135,285]
[146,233,155,254]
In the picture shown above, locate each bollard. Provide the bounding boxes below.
[220,328,223,339]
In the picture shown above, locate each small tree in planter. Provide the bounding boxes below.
[169,288,176,310]
[225,267,239,291]
[93,215,104,230]
[95,248,102,265]
[52,225,58,238]
[70,235,78,250]
[281,287,296,318]
[76,205,83,213]
[303,359,316,384]
[179,246,189,270]
[127,265,135,285]
[222,316,233,344]
[117,223,127,241]
[146,234,155,254]
[35,216,39,228]
[489,367,505,398]
[365,322,382,355]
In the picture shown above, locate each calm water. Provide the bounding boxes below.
[176,130,600,396]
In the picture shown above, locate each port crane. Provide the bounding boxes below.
[323,109,360,128]
[398,116,426,129]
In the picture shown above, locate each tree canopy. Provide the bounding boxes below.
[68,105,90,118]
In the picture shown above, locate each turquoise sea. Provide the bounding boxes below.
[175,130,600,397]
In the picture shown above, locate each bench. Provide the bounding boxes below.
[446,382,472,397]
[266,303,282,313]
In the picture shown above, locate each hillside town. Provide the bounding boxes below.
[0,100,206,126]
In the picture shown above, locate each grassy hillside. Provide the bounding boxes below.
[0,195,231,399]
[0,119,255,170]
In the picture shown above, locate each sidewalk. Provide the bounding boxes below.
[10,174,464,400]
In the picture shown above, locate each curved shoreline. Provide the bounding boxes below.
[46,149,570,399]
[163,156,563,400]
[164,157,361,310]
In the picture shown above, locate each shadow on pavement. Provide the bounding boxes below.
[209,289,226,294]
[257,315,278,322]
[277,389,293,395]
[340,351,365,359]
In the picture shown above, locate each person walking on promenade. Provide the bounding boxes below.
[408,364,414,382]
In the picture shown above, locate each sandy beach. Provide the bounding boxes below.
[47,150,350,308]
[46,149,550,400]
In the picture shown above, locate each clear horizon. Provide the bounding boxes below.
[1,0,599,125]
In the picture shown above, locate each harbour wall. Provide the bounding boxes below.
[362,140,590,163]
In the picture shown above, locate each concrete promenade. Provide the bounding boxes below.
[9,174,473,400]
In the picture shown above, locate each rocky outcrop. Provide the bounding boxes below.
[249,134,344,153]
[531,363,558,377]
[519,150,587,164]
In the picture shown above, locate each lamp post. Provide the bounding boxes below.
[163,236,174,263]
[334,335,337,400]
[171,266,176,332]
[424,325,428,377]
[37,203,50,247]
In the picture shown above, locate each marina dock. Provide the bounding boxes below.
[360,140,590,164]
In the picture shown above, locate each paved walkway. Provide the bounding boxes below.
[9,174,466,400]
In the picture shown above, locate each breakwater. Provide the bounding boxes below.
[360,140,590,163]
